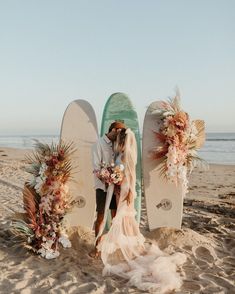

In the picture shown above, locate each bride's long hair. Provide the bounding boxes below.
[114,128,137,205]
[113,128,127,155]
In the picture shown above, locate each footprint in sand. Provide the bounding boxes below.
[222,256,235,265]
[223,238,235,255]
[200,273,234,292]
[7,271,25,280]
[194,246,215,263]
[203,285,228,293]
[181,280,201,292]
[76,282,98,292]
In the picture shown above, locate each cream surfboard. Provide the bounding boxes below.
[142,101,183,230]
[60,100,98,229]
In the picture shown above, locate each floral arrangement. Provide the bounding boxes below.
[150,93,206,195]
[94,162,125,186]
[11,141,76,259]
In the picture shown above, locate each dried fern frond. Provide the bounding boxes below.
[166,93,181,114]
[172,95,181,113]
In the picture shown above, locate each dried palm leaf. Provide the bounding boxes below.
[25,151,43,166]
[194,120,205,148]
[154,131,167,143]
[166,93,181,114]
[10,219,34,239]
[23,184,38,229]
[158,160,168,180]
[152,149,168,160]
[59,141,76,157]
[33,140,51,155]
[186,154,209,173]
[172,95,181,113]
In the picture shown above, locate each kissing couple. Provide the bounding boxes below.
[90,121,186,292]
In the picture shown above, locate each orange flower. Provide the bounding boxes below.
[172,111,189,131]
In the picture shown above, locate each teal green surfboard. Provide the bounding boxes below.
[101,92,142,224]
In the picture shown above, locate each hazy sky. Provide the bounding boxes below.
[0,0,234,135]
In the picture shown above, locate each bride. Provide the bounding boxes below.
[97,128,187,293]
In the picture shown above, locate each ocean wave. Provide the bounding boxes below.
[206,139,235,142]
[199,150,235,154]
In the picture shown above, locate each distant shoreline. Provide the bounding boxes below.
[0,132,235,136]
[0,132,235,165]
[1,146,235,166]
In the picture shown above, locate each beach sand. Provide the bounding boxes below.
[0,147,234,293]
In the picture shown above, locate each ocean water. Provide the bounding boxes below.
[198,133,235,165]
[0,133,235,165]
[0,135,59,149]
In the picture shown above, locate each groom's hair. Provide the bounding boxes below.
[108,121,126,132]
[118,128,127,148]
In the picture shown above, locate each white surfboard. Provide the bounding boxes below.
[60,100,98,229]
[142,101,183,230]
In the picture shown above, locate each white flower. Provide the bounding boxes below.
[37,238,60,259]
[28,174,36,187]
[35,176,44,194]
[59,235,71,248]
[39,163,47,176]
[178,165,187,178]
[119,164,125,171]
[39,195,53,213]
[61,184,69,194]
[38,247,60,259]
[163,111,174,117]
[51,181,61,191]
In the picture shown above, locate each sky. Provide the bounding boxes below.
[0,0,234,135]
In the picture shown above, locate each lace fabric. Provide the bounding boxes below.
[97,129,187,293]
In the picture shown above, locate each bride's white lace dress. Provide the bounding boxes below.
[98,129,187,293]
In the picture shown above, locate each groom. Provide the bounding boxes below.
[90,121,126,257]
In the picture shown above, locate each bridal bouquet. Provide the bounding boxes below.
[94,162,125,185]
[11,141,76,259]
[150,93,206,195]
[111,164,125,185]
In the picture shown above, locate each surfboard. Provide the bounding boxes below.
[142,101,183,230]
[101,92,142,224]
[60,100,98,229]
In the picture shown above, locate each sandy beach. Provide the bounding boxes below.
[0,147,234,294]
